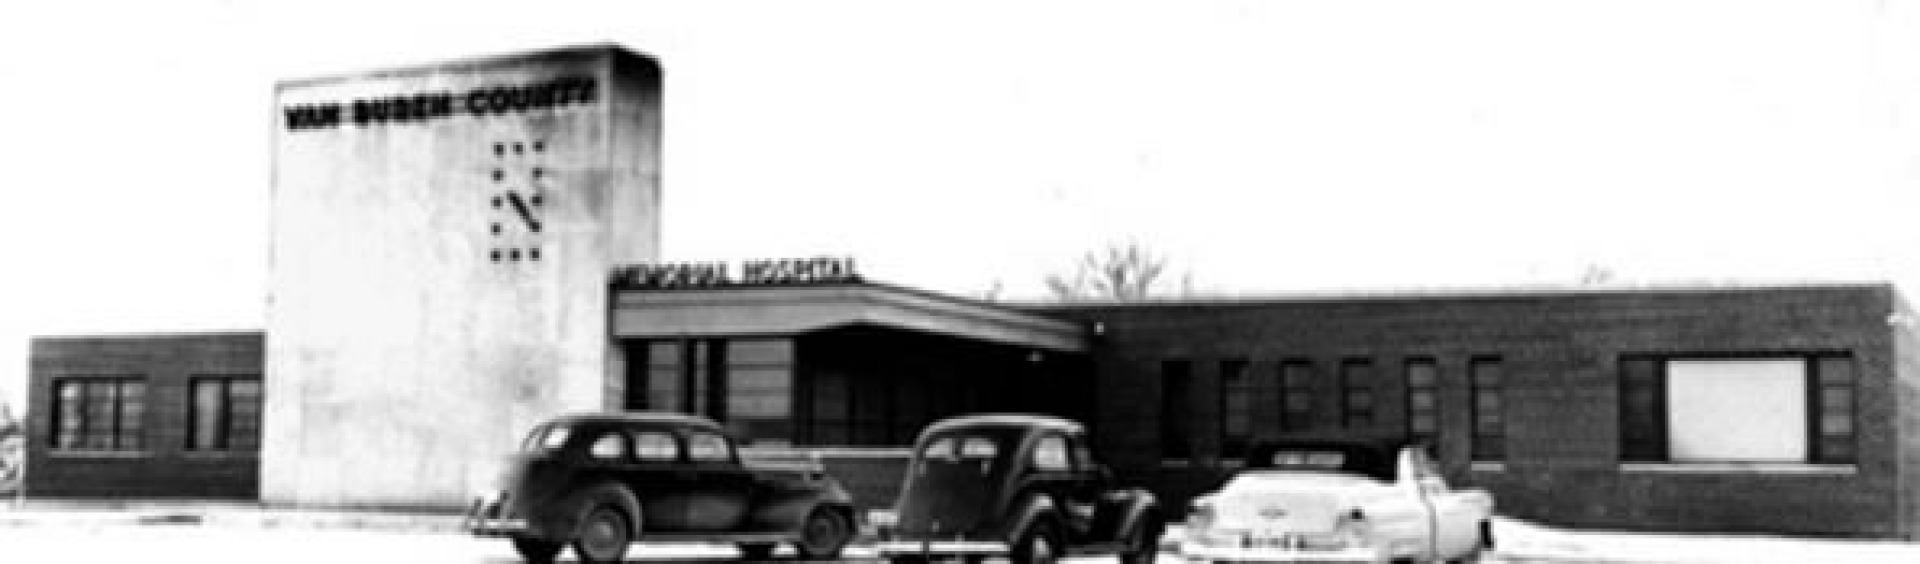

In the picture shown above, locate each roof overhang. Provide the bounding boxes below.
[611,283,1089,353]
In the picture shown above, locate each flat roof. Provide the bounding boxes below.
[1012,280,1894,309]
[611,282,1089,352]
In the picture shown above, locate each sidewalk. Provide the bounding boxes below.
[0,499,465,533]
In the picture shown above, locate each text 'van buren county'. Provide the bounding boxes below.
[282,76,597,131]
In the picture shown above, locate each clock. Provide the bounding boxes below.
[488,139,550,263]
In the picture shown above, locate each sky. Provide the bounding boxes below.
[2,0,1919,411]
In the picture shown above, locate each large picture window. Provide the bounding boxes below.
[50,377,147,451]
[1619,354,1856,465]
[188,376,263,451]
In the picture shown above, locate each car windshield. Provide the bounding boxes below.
[520,423,572,453]
[1264,449,1348,469]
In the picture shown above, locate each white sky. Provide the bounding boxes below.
[3,0,1919,410]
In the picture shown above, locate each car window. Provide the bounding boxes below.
[959,436,999,460]
[1268,449,1348,469]
[686,432,733,462]
[1069,436,1098,470]
[632,431,679,462]
[521,424,570,453]
[587,431,629,460]
[1032,435,1071,471]
[920,437,957,460]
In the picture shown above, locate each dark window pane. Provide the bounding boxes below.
[1161,360,1192,458]
[1469,357,1505,461]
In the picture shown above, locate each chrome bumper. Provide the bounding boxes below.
[873,540,1010,556]
[465,516,530,536]
[1177,543,1385,563]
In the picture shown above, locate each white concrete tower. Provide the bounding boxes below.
[265,46,661,508]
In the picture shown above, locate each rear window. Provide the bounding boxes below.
[522,424,572,453]
[1265,449,1348,470]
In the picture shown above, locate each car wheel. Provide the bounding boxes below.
[571,504,632,563]
[793,507,853,559]
[511,537,562,564]
[739,542,778,560]
[1119,513,1164,564]
[1010,518,1063,564]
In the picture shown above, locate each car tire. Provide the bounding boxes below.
[739,542,778,560]
[511,537,562,564]
[571,503,633,563]
[1010,518,1063,564]
[1119,512,1164,564]
[793,507,853,559]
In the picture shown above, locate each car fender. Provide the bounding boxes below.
[1004,494,1061,542]
[1108,488,1161,541]
[557,481,643,540]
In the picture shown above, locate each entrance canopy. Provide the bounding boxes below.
[611,282,1088,352]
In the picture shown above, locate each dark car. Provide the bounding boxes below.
[873,414,1164,564]
[466,412,858,563]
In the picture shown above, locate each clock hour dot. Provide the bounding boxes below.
[532,141,545,153]
[491,169,504,182]
[529,248,541,261]
[530,194,543,206]
[509,249,522,261]
[489,249,502,262]
[490,223,501,235]
[490,196,502,208]
[513,143,525,155]
[532,167,545,179]
[492,143,505,157]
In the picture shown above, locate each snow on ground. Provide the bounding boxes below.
[1491,517,1920,564]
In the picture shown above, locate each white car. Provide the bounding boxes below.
[1178,435,1494,563]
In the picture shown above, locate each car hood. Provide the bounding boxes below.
[1197,473,1393,534]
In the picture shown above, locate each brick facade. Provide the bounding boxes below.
[24,332,263,498]
[1038,283,1915,538]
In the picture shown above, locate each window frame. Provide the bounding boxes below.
[185,375,263,453]
[48,376,148,455]
[1617,352,1860,471]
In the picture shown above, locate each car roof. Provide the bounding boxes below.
[544,411,726,431]
[1243,432,1418,481]
[920,413,1085,436]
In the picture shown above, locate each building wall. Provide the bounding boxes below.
[265,45,662,508]
[1041,284,1911,538]
[24,333,264,498]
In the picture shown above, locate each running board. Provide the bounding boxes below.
[636,532,798,544]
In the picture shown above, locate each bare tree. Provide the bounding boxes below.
[1045,241,1180,301]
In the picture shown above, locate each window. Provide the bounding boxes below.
[1160,360,1192,459]
[588,432,629,460]
[50,377,146,451]
[1033,435,1071,471]
[1618,354,1856,465]
[1468,357,1504,462]
[187,376,262,451]
[1405,359,1440,440]
[1219,359,1252,458]
[633,431,679,461]
[1340,359,1375,429]
[1279,361,1315,431]
[687,432,733,462]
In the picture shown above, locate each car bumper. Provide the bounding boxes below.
[465,516,531,537]
[1176,543,1386,563]
[873,540,1010,556]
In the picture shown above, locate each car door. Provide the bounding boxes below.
[1025,432,1102,540]
[680,430,757,532]
[1401,447,1476,558]
[624,428,695,532]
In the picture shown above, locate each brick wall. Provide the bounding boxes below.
[25,332,264,498]
[1036,284,1913,538]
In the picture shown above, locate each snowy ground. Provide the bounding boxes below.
[4,504,1920,563]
